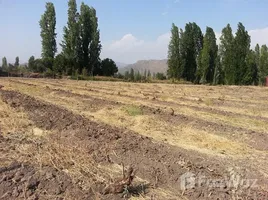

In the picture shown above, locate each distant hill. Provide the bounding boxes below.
[119,59,168,74]
[116,62,128,68]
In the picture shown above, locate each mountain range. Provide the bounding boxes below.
[117,59,168,74]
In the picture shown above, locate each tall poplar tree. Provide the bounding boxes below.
[254,44,261,84]
[181,22,203,82]
[61,0,80,74]
[259,45,268,85]
[39,2,57,69]
[28,56,35,72]
[89,8,102,75]
[233,22,251,85]
[219,24,234,85]
[244,50,258,85]
[2,57,8,72]
[14,57,19,68]
[167,23,182,79]
[198,27,218,84]
[79,3,92,73]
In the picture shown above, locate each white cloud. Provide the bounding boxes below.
[101,33,171,64]
[174,0,180,3]
[108,34,144,51]
[161,12,168,16]
[249,28,268,48]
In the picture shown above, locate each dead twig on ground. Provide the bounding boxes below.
[102,164,135,195]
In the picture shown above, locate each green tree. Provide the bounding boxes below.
[124,71,130,80]
[244,50,258,85]
[28,56,35,72]
[198,27,218,84]
[53,54,66,74]
[167,23,182,79]
[79,3,92,72]
[61,0,80,74]
[181,22,203,82]
[92,62,102,76]
[143,69,147,81]
[219,24,235,85]
[254,44,261,84]
[147,70,151,78]
[2,57,8,72]
[233,22,251,85]
[39,2,57,68]
[259,45,268,85]
[14,56,19,68]
[213,56,224,85]
[89,8,102,75]
[156,73,166,80]
[8,63,15,75]
[134,71,141,82]
[101,58,118,76]
[130,68,134,81]
[34,59,46,73]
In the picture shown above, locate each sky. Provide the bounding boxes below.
[0,0,268,64]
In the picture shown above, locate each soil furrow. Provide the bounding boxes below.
[5,80,268,151]
[1,90,268,200]
[11,79,268,122]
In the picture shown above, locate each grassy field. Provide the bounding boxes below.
[0,77,268,199]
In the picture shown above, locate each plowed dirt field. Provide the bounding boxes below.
[0,78,268,199]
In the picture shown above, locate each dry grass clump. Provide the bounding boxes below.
[0,98,32,135]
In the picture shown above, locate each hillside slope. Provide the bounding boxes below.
[119,59,168,74]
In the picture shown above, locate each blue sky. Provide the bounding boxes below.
[0,0,268,64]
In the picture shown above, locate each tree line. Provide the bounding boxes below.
[1,0,118,78]
[167,22,268,85]
[122,69,167,82]
[0,56,27,77]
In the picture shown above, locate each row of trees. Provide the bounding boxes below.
[0,56,28,76]
[123,69,166,82]
[1,0,118,78]
[39,0,102,76]
[167,22,268,85]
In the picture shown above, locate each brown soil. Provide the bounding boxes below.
[8,80,267,151]
[0,162,94,200]
[141,106,268,151]
[1,90,268,199]
[11,79,268,122]
[0,133,96,200]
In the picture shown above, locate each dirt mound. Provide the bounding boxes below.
[0,162,94,200]
[1,90,268,199]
